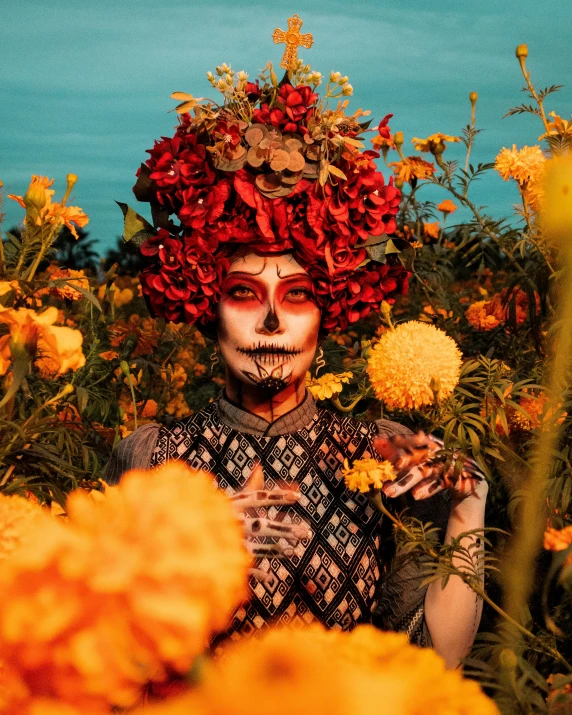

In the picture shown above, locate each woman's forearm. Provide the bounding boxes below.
[424,495,486,669]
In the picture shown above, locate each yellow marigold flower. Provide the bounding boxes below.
[538,111,572,142]
[342,458,396,493]
[494,144,546,186]
[0,463,250,710]
[136,625,498,715]
[367,321,462,410]
[422,222,440,240]
[510,389,567,431]
[0,306,85,375]
[544,526,572,566]
[305,371,352,401]
[166,393,191,418]
[540,153,572,250]
[160,363,187,390]
[388,156,436,184]
[411,133,460,154]
[437,199,458,214]
[0,494,47,562]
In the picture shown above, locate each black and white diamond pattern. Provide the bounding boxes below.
[152,403,383,640]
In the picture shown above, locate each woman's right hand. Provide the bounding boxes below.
[230,464,311,582]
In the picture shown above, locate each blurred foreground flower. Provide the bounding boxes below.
[0,306,85,376]
[0,495,48,561]
[306,371,352,400]
[541,153,572,252]
[137,625,498,715]
[0,464,250,711]
[342,458,396,493]
[367,321,462,410]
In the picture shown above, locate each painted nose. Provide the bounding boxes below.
[257,308,283,335]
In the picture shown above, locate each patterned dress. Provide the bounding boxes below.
[144,393,443,645]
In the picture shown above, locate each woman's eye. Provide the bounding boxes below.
[229,286,255,299]
[286,288,312,302]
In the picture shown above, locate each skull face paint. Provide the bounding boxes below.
[216,253,321,395]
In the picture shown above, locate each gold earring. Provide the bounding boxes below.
[315,346,325,375]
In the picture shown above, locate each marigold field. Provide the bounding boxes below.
[0,45,572,714]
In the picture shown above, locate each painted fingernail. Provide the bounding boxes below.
[385,486,397,497]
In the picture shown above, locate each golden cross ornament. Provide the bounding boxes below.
[272,14,313,71]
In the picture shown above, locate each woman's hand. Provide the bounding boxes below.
[231,464,311,582]
[373,432,488,504]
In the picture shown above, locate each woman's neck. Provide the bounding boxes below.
[224,371,307,423]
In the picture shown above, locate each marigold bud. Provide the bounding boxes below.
[0,180,3,188]
[394,131,404,147]
[469,91,478,104]
[66,174,78,192]
[515,44,528,59]
[394,177,404,189]
[24,183,47,214]
[206,71,214,81]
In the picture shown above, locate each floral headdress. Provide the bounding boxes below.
[130,16,411,331]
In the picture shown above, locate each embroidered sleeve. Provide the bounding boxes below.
[103,422,161,486]
[371,419,450,648]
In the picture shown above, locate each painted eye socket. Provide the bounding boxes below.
[228,285,256,299]
[285,287,313,302]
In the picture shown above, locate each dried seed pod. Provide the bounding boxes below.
[284,137,304,153]
[245,125,266,147]
[269,149,291,172]
[247,146,265,168]
[287,151,305,173]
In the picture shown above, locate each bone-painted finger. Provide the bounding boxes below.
[231,489,301,509]
[382,466,426,497]
[244,517,311,540]
[248,567,274,584]
[247,542,295,558]
[412,478,445,501]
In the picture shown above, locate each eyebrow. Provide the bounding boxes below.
[226,271,311,281]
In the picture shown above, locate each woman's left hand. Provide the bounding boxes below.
[373,432,489,504]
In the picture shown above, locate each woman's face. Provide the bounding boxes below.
[217,253,321,394]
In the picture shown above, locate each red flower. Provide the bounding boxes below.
[212,120,242,157]
[252,83,318,135]
[377,114,393,141]
[244,81,261,102]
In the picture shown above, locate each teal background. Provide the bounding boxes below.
[1,0,570,251]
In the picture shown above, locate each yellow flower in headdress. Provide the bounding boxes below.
[367,321,462,410]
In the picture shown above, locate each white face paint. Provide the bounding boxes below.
[216,253,321,395]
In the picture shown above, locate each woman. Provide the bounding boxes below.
[106,30,488,668]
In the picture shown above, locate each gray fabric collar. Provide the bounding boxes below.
[216,391,317,436]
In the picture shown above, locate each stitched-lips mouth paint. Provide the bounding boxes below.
[237,342,303,365]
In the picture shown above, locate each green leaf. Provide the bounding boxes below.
[50,280,102,312]
[0,347,29,409]
[115,202,155,243]
[76,386,89,414]
[365,243,387,263]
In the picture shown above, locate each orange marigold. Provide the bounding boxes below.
[437,199,458,214]
[43,266,89,301]
[388,156,436,183]
[423,222,440,240]
[412,133,460,154]
[367,321,462,410]
[494,144,545,186]
[136,625,498,715]
[465,289,539,331]
[0,464,249,710]
[511,390,567,431]
[109,315,160,357]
